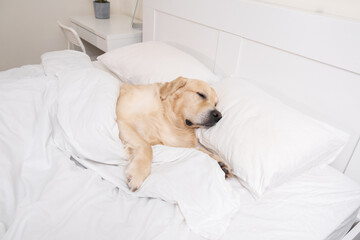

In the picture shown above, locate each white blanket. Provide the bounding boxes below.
[2,51,360,240]
[0,51,240,240]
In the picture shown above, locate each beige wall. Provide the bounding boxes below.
[0,0,140,71]
[0,0,357,71]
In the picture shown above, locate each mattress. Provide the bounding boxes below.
[1,56,360,240]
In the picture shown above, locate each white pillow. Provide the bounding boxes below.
[51,68,128,165]
[197,77,349,198]
[97,41,218,84]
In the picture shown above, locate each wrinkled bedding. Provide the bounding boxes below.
[1,51,360,240]
[0,51,240,240]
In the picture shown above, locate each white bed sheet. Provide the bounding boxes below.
[1,55,360,240]
[223,166,360,240]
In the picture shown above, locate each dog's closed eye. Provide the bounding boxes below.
[197,92,206,99]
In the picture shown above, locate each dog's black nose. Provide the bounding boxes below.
[211,110,222,122]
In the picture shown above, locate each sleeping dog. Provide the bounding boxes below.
[116,77,232,191]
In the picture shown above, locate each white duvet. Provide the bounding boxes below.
[0,51,240,240]
[1,51,360,240]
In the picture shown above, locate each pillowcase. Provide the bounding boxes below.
[197,77,349,198]
[51,67,128,165]
[97,41,218,84]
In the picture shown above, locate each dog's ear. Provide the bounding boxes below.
[160,77,187,100]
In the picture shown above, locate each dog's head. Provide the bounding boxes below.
[160,77,222,128]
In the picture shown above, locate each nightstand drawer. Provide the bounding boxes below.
[71,22,107,52]
[70,15,143,52]
[106,35,142,51]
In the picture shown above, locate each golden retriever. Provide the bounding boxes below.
[116,77,232,191]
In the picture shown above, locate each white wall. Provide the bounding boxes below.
[0,0,141,71]
[254,0,360,20]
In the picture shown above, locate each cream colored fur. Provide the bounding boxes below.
[116,77,231,191]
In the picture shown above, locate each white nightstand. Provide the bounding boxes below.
[70,14,142,52]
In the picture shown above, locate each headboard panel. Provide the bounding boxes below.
[143,0,360,183]
[152,11,219,70]
[144,0,360,74]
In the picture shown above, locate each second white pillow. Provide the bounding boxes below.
[197,77,348,198]
[97,41,218,84]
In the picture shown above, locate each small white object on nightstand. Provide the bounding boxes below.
[70,14,142,52]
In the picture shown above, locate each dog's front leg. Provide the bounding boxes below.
[117,120,152,192]
[196,146,233,178]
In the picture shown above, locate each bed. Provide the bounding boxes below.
[1,0,360,239]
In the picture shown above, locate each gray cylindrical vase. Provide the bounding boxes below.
[93,1,110,19]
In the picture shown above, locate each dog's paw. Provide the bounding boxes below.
[218,162,233,178]
[125,161,151,192]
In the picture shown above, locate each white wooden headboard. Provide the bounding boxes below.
[142,0,360,183]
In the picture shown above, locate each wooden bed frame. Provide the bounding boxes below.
[142,0,360,187]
